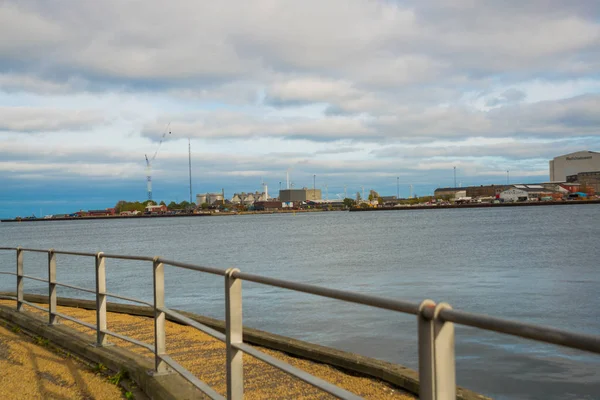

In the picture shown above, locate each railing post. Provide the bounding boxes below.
[48,249,57,325]
[16,247,24,311]
[153,257,167,373]
[433,303,456,400]
[418,299,436,400]
[95,252,107,346]
[225,268,243,400]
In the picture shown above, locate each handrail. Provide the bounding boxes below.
[1,246,599,400]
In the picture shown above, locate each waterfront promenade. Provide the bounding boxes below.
[0,299,414,399]
[0,316,122,399]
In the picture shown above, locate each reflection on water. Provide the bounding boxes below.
[1,205,599,399]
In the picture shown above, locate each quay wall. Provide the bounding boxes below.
[0,292,487,400]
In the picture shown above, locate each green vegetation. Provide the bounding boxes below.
[11,325,21,333]
[125,391,134,399]
[108,369,129,385]
[114,200,153,214]
[92,363,108,374]
[33,336,49,347]
[115,199,195,213]
[342,198,355,208]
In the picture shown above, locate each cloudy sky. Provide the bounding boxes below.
[1,1,600,217]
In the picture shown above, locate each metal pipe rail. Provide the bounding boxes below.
[1,246,599,400]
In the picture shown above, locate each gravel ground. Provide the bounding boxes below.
[0,318,124,400]
[0,300,414,399]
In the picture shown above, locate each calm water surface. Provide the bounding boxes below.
[1,206,599,399]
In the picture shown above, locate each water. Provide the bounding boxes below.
[1,206,599,399]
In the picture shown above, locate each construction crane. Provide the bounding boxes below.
[145,123,171,201]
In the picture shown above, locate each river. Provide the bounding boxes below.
[1,205,599,399]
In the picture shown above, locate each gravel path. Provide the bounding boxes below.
[1,300,414,399]
[0,319,123,400]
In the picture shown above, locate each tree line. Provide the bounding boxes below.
[114,200,195,213]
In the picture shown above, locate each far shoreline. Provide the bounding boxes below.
[2,199,600,222]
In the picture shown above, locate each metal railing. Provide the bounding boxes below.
[0,246,599,400]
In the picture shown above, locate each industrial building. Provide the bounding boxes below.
[466,185,510,198]
[567,171,600,194]
[549,151,600,182]
[433,187,466,199]
[499,185,559,202]
[196,193,224,206]
[279,188,322,203]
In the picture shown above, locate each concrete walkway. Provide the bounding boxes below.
[0,300,413,399]
[0,319,123,400]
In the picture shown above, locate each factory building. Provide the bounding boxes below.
[196,193,224,206]
[499,185,559,202]
[567,171,600,194]
[279,188,322,203]
[466,185,510,198]
[433,187,466,199]
[549,151,600,182]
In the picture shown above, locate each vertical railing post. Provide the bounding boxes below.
[418,299,436,400]
[48,249,57,325]
[433,303,456,400]
[225,268,243,400]
[16,247,24,311]
[95,252,107,346]
[153,257,167,373]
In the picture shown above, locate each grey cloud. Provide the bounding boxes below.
[485,88,527,107]
[0,107,105,132]
[372,139,600,160]
[1,0,599,95]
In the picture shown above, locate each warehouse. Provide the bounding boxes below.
[279,188,321,203]
[549,151,600,182]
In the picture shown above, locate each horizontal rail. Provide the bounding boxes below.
[101,253,156,262]
[54,311,99,331]
[103,328,155,352]
[160,307,226,342]
[53,250,97,257]
[232,271,421,315]
[0,247,16,251]
[440,308,600,354]
[234,342,362,400]
[22,274,48,284]
[161,355,226,400]
[55,282,97,295]
[21,300,49,313]
[0,295,16,300]
[105,292,153,307]
[18,248,48,253]
[159,258,226,277]
[0,271,16,276]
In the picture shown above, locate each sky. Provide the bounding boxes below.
[1,1,600,218]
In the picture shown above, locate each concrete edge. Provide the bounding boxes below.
[0,302,210,400]
[0,292,490,400]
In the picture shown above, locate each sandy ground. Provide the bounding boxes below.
[0,318,123,400]
[0,300,414,399]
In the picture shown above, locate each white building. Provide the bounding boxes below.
[549,151,600,182]
[500,188,529,202]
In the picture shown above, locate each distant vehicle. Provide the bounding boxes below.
[44,215,53,219]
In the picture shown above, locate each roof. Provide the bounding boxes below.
[434,187,464,191]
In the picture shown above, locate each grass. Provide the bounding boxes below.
[108,369,129,386]
[92,363,108,374]
[33,336,49,347]
[11,325,21,334]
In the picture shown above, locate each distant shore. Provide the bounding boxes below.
[0,208,323,223]
[350,199,600,211]
[3,199,599,222]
